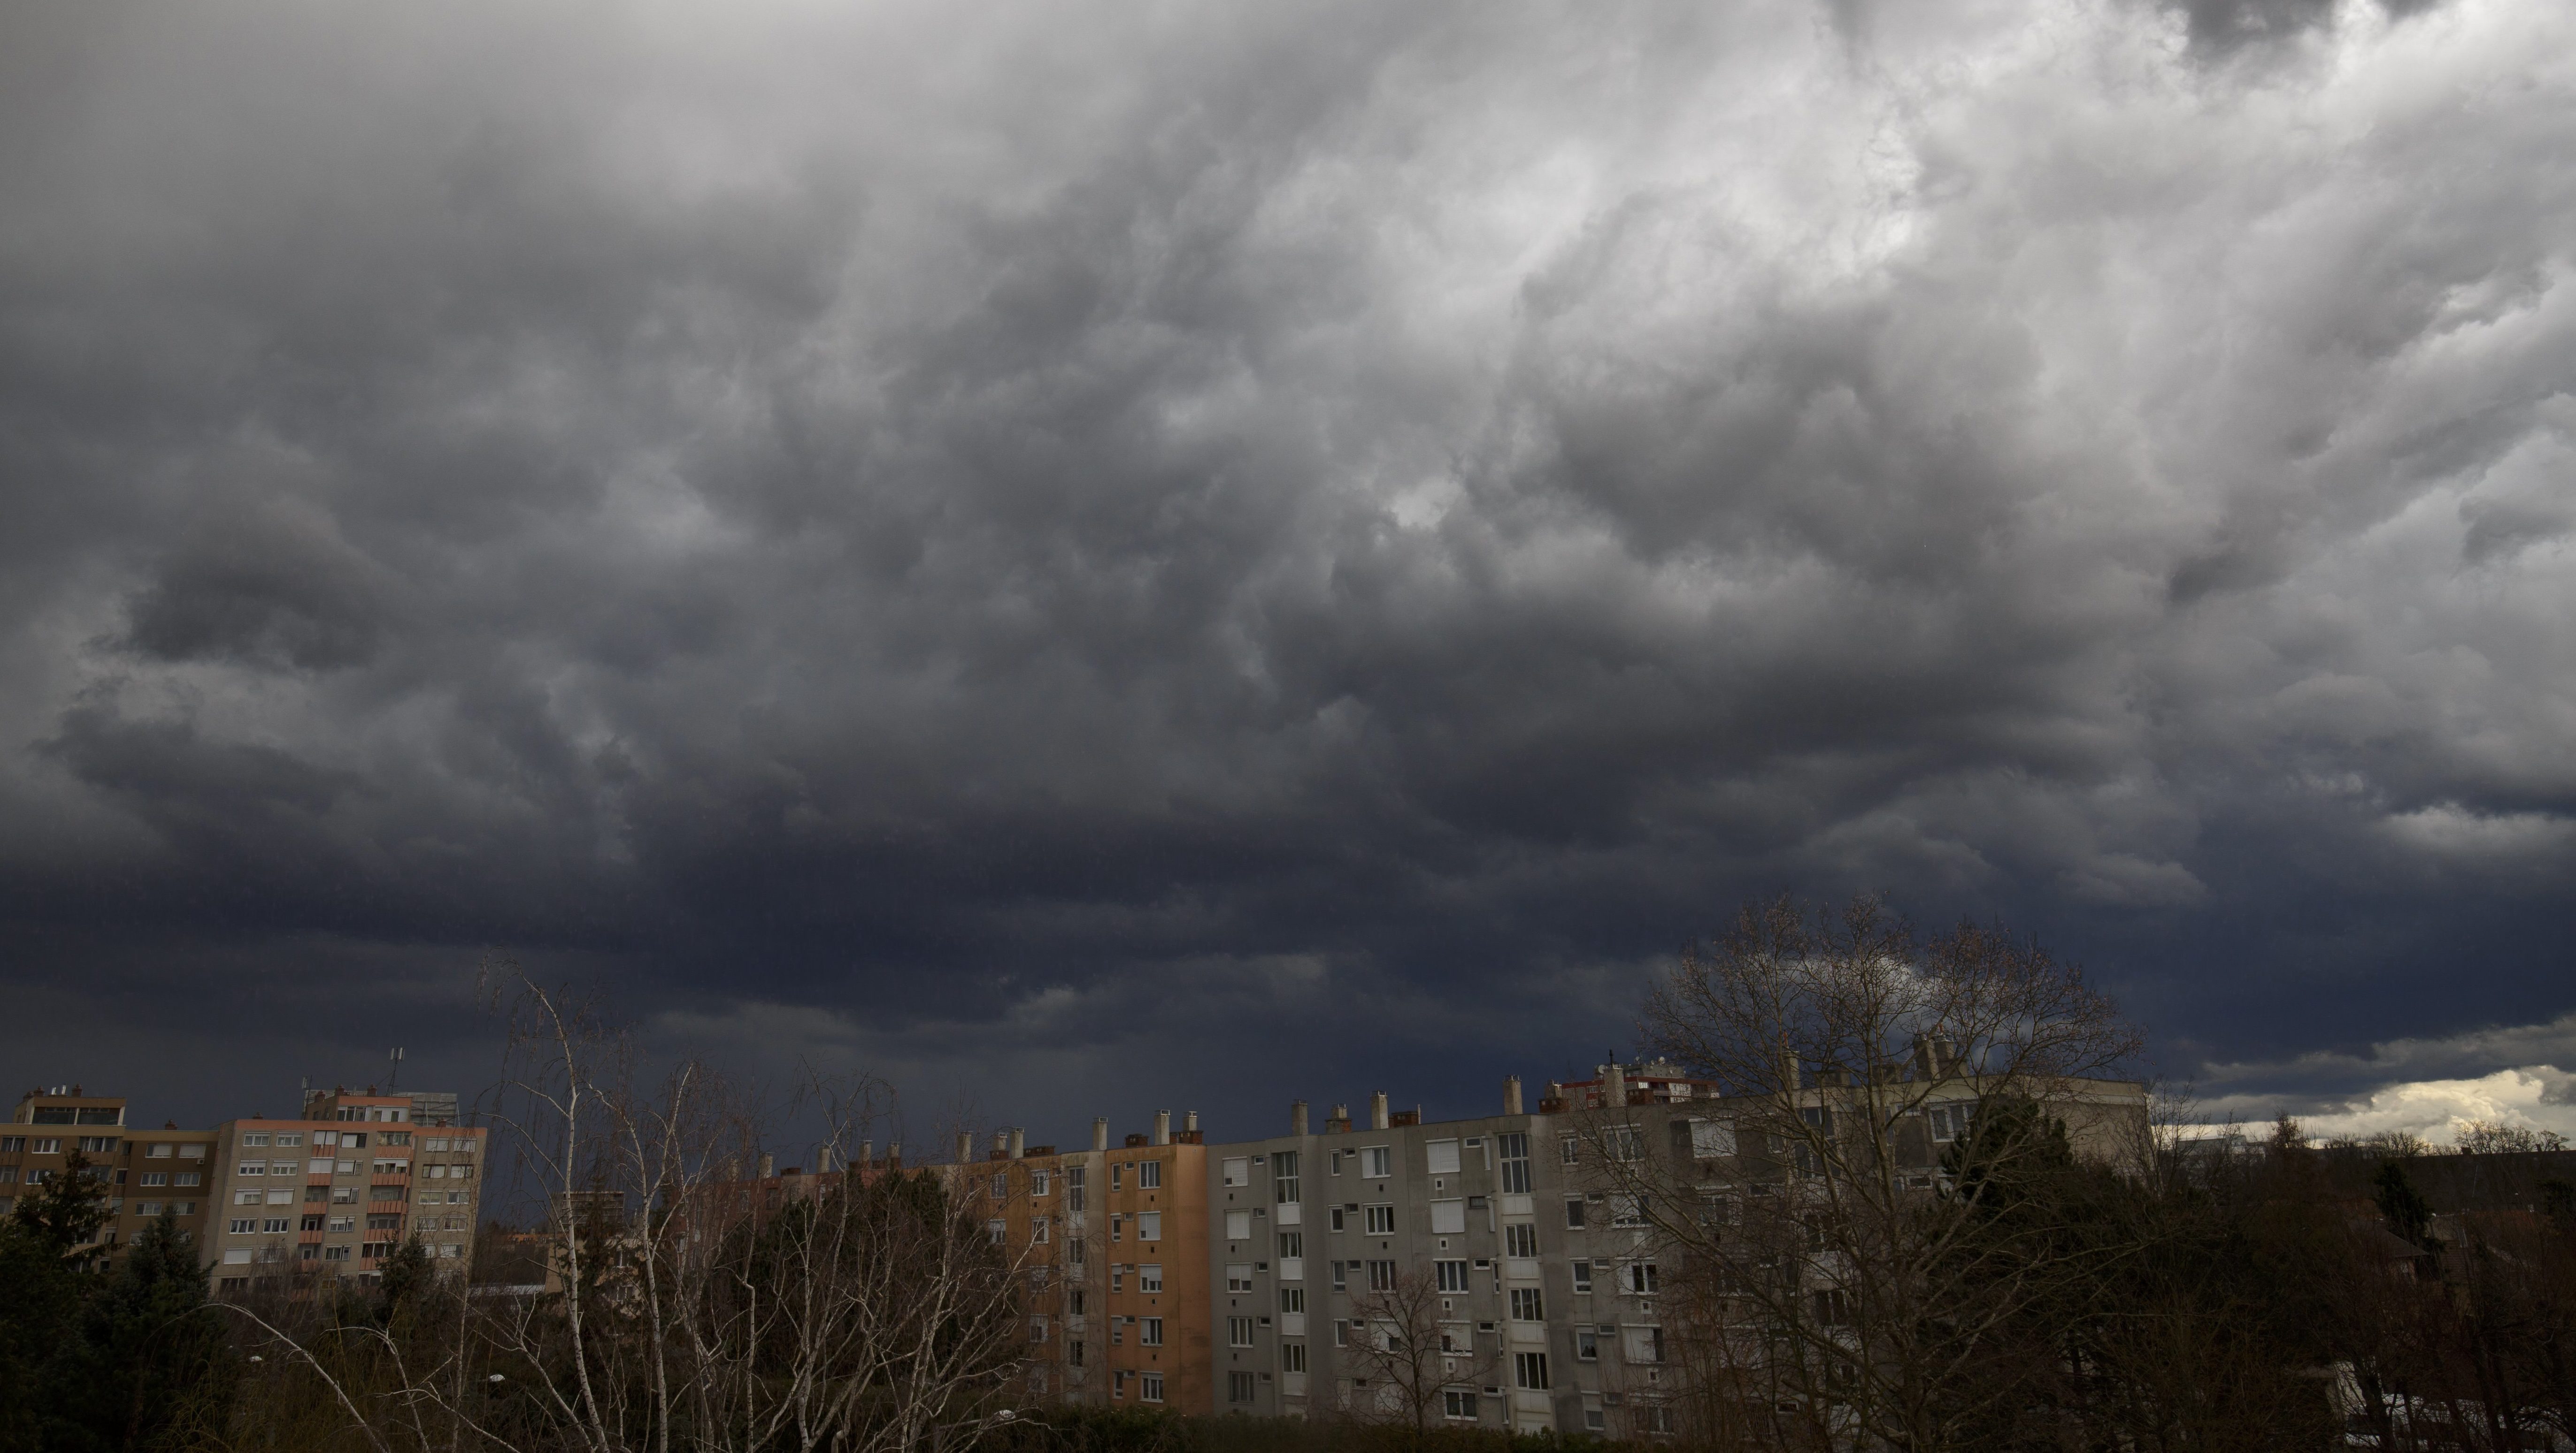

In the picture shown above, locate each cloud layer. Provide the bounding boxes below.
[1,0,2572,1139]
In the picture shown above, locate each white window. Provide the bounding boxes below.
[238,1162,266,1177]
[275,1133,302,1147]
[242,1134,269,1148]
[140,1171,169,1187]
[228,1218,255,1233]
[147,1144,173,1159]
[1140,1317,1164,1347]
[1139,1264,1163,1293]
[1561,1132,1580,1164]
[1361,1147,1392,1178]
[1282,1340,1307,1371]
[1689,1118,1737,1159]
[1138,1161,1161,1190]
[1137,1212,1161,1241]
[1572,1260,1592,1293]
[315,1132,337,1147]
[1496,1134,1531,1193]
[439,1243,461,1259]
[1609,1127,1646,1162]
[1032,1216,1050,1243]
[1425,1139,1460,1175]
[987,1219,1006,1245]
[1435,1260,1471,1292]
[137,1201,161,1216]
[1031,1315,1050,1343]
[222,1248,251,1265]
[1514,1352,1550,1390]
[1928,1102,1976,1142]
[1110,1214,1123,1241]
[311,1159,335,1175]
[234,1190,261,1206]
[1111,1163,1124,1192]
[1229,1316,1255,1348]
[1430,1199,1466,1234]
[1227,1262,1253,1292]
[1611,1194,1648,1228]
[1226,1209,1253,1240]
[175,1172,200,1187]
[1030,1170,1050,1195]
[1505,1223,1538,1257]
[1445,1389,1479,1420]
[180,1144,205,1159]
[1623,1325,1666,1364]
[1363,1204,1395,1235]
[428,1164,447,1178]
[266,1190,294,1206]
[1222,1157,1250,1187]
[1625,1262,1660,1295]
[990,1173,1007,1198]
[1141,1371,1164,1402]
[1510,1287,1545,1320]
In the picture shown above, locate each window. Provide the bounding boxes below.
[1068,1238,1085,1265]
[323,1244,352,1262]
[1572,1260,1592,1293]
[239,1162,267,1177]
[276,1132,304,1147]
[1277,1231,1303,1258]
[1444,1389,1478,1420]
[1111,1268,1124,1294]
[1329,1207,1345,1232]
[234,1190,261,1206]
[147,1143,172,1159]
[1032,1216,1050,1244]
[1363,1204,1395,1235]
[1611,1194,1648,1228]
[1228,1263,1254,1293]
[1031,1315,1049,1343]
[1638,1402,1676,1435]
[1229,1370,1256,1403]
[1141,1372,1164,1403]
[1330,1260,1347,1292]
[1565,1196,1586,1229]
[1436,1260,1470,1292]
[1332,1320,1348,1347]
[1430,1199,1466,1234]
[182,1144,206,1160]
[175,1172,200,1187]
[1330,1150,1342,1175]
[1111,1163,1124,1193]
[77,1136,118,1154]
[1585,1398,1606,1432]
[1690,1118,1737,1158]
[0,1138,18,1154]
[140,1171,169,1187]
[987,1219,1007,1245]
[367,1213,402,1230]
[1514,1352,1550,1390]
[343,1132,367,1149]
[1928,1102,1976,1142]
[1067,1166,1085,1212]
[1496,1134,1530,1194]
[228,1218,256,1233]
[1229,1316,1255,1347]
[242,1134,270,1148]
[261,1217,290,1234]
[1624,1326,1666,1364]
[137,1201,162,1216]
[1138,1161,1162,1190]
[329,1215,355,1232]
[1223,1157,1250,1187]
[1140,1318,1164,1347]
[1510,1287,1545,1321]
[1576,1327,1599,1361]
[990,1174,1007,1198]
[1069,1339,1085,1368]
[1274,1150,1300,1205]
[332,1187,357,1203]
[1367,1259,1397,1291]
[1426,1139,1460,1174]
[1111,1215,1124,1242]
[222,1248,251,1265]
[1504,1224,1538,1257]
[1139,1263,1163,1292]
[1809,1290,1852,1326]
[1031,1170,1051,1195]
[1280,1285,1305,1314]
[1609,1126,1646,1162]
[1625,1262,1660,1295]
[1361,1147,1391,1178]
[1281,1341,1307,1372]
[1137,1212,1161,1241]
[1226,1209,1253,1240]
[1561,1132,1580,1164]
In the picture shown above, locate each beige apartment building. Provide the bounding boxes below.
[2,1086,217,1254]
[205,1086,486,1291]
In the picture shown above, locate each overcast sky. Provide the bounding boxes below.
[2,0,2571,1151]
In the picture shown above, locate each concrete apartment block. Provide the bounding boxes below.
[1,1086,216,1255]
[207,1086,485,1291]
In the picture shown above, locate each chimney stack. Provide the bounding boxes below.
[992,1131,1010,1159]
[888,1139,901,1167]
[815,1145,832,1174]
[1009,1127,1026,1159]
[1153,1109,1171,1146]
[955,1132,973,1164]
[1504,1076,1523,1116]
[861,1139,874,1169]
[759,1152,776,1179]
[1092,1117,1110,1152]
[1369,1091,1390,1131]
[1291,1100,1309,1135]
[1607,1062,1628,1108]
[1330,1103,1352,1133]
[1779,1039,1803,1094]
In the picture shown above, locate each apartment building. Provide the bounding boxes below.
[949,1126,1106,1407]
[1198,1062,2148,1439]
[0,1086,215,1254]
[205,1086,485,1291]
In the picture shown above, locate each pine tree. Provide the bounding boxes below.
[2373,1159,2433,1250]
[39,1210,238,1452]
[10,1148,113,1263]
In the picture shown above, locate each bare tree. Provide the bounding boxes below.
[1336,1264,1499,1447]
[1580,894,2146,1453]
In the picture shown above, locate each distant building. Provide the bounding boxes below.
[204,1086,485,1292]
[1,1086,216,1255]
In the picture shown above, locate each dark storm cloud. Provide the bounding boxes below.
[2,0,2573,1139]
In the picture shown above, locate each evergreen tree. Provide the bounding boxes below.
[39,1210,238,1452]
[11,1148,113,1263]
[2373,1158,2433,1250]
[0,1219,83,1453]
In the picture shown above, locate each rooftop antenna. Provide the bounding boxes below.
[388,1048,404,1092]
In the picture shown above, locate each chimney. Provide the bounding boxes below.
[1779,1040,1803,1094]
[861,1139,875,1169]
[1009,1127,1026,1159]
[1152,1110,1171,1147]
[1329,1103,1352,1133]
[992,1131,1010,1160]
[1092,1117,1110,1152]
[815,1145,833,1174]
[888,1139,901,1167]
[955,1132,973,1164]
[1504,1076,1523,1116]
[1291,1100,1309,1136]
[1369,1091,1390,1131]
[759,1152,776,1179]
[1184,1110,1199,1135]
[1606,1062,1627,1108]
